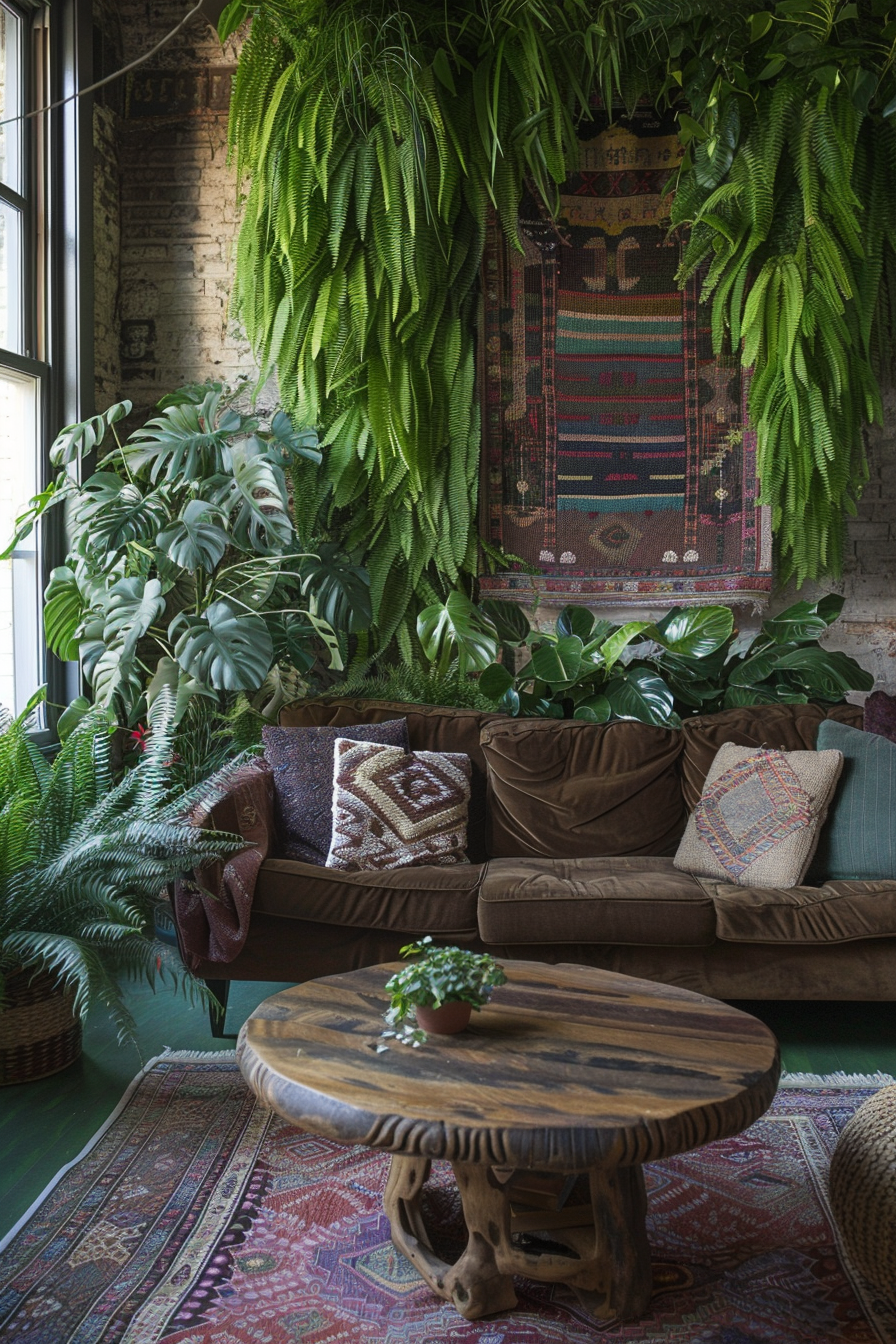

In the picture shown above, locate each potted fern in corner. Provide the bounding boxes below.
[0,690,245,1084]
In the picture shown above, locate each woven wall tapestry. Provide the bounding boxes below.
[479,109,773,609]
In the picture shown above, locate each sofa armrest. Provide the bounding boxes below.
[173,756,276,968]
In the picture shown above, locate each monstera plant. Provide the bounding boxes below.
[416,591,873,727]
[5,382,371,727]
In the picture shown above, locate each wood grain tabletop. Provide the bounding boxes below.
[237,960,780,1170]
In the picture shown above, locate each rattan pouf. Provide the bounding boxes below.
[829,1084,896,1299]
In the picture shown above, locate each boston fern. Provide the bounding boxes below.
[5,382,371,726]
[0,691,245,1047]
[221,0,896,614]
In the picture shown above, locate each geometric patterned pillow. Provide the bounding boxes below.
[325,739,471,871]
[262,719,409,865]
[674,743,844,888]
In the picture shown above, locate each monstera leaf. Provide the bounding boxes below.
[88,640,143,711]
[213,454,293,554]
[124,389,243,483]
[101,577,167,658]
[49,401,131,467]
[300,543,372,633]
[157,499,229,572]
[73,474,170,553]
[146,656,216,725]
[172,600,274,691]
[267,411,322,466]
[417,591,499,676]
[43,566,85,661]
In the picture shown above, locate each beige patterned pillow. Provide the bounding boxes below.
[326,739,472,871]
[674,742,843,888]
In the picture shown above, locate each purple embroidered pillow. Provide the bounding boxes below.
[262,719,408,864]
[326,739,471,871]
[673,742,843,888]
[863,690,896,745]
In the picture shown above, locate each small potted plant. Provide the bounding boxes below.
[382,937,507,1046]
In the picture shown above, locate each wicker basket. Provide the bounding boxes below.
[0,968,82,1086]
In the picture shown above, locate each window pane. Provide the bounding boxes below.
[0,199,22,352]
[0,4,21,193]
[0,365,41,716]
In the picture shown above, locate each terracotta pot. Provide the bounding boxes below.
[414,1000,473,1035]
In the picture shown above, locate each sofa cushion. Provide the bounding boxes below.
[680,702,863,812]
[278,699,504,863]
[327,739,472,871]
[814,719,896,880]
[701,876,896,944]
[480,718,685,860]
[263,718,409,864]
[478,857,716,946]
[675,743,843,888]
[254,856,484,934]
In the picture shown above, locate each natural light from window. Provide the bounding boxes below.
[0,368,40,715]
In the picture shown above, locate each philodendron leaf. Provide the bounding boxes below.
[157,499,229,572]
[727,641,800,686]
[557,606,596,640]
[529,635,584,686]
[102,577,167,658]
[773,646,875,697]
[479,661,514,700]
[417,591,499,676]
[573,693,611,723]
[653,606,734,657]
[600,621,655,672]
[43,566,84,661]
[722,683,782,708]
[57,695,92,741]
[761,594,844,644]
[479,599,531,644]
[172,600,274,691]
[604,668,677,726]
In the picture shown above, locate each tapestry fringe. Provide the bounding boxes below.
[779,1070,896,1088]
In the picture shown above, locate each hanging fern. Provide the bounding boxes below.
[224,0,896,620]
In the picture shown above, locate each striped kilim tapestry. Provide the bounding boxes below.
[479,109,773,608]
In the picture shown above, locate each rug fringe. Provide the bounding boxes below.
[0,1049,237,1255]
[779,1070,896,1088]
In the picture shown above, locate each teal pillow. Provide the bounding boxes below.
[815,719,896,880]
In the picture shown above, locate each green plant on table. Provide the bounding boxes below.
[3,381,372,733]
[0,689,245,1048]
[380,937,507,1048]
[419,592,872,726]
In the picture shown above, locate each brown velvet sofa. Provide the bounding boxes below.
[173,696,896,1034]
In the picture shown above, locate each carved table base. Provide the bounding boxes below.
[383,1155,652,1322]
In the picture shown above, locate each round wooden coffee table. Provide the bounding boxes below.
[237,961,779,1322]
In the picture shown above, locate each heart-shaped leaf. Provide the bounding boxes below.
[604,668,677,726]
[722,684,782,708]
[557,606,596,640]
[479,661,514,700]
[172,600,274,691]
[600,621,655,672]
[157,499,229,572]
[653,606,734,657]
[573,693,611,723]
[479,599,531,644]
[529,635,584,686]
[773,646,874,696]
[762,596,841,644]
[727,641,800,686]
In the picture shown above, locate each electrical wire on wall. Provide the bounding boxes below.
[0,0,229,128]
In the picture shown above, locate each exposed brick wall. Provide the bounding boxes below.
[92,0,255,423]
[93,4,896,690]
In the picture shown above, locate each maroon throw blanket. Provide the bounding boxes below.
[174,757,275,968]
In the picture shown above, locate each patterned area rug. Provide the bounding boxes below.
[1,1054,893,1344]
[479,105,773,609]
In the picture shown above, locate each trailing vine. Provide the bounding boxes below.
[222,0,896,643]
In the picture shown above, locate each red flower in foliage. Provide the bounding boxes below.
[130,724,149,752]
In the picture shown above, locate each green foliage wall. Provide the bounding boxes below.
[223,0,896,646]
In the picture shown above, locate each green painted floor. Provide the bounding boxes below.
[2,982,895,1244]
